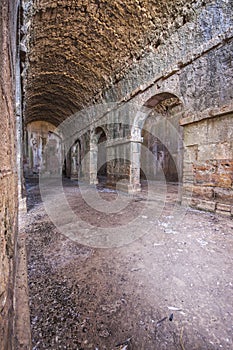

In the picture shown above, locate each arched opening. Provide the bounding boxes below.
[69,139,81,180]
[139,94,184,192]
[24,121,62,177]
[96,127,107,184]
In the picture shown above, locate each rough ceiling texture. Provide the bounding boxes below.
[24,0,205,125]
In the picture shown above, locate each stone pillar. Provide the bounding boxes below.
[70,144,78,180]
[106,129,142,194]
[89,140,98,185]
[129,139,141,192]
[79,129,98,185]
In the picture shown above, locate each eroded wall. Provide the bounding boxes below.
[0,0,19,348]
[182,112,233,215]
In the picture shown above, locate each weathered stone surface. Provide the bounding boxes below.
[99,0,232,108]
[198,142,232,161]
[183,162,194,183]
[216,210,232,217]
[182,108,233,212]
[184,121,208,146]
[24,0,217,124]
[180,102,233,126]
[216,203,231,212]
[0,0,19,348]
[184,145,198,163]
[193,199,217,212]
[184,184,214,200]
[214,187,233,205]
[194,160,233,187]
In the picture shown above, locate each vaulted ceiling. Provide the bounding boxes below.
[24,0,202,125]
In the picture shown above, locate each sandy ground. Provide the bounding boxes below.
[24,177,233,350]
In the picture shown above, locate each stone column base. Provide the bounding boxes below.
[115,181,141,194]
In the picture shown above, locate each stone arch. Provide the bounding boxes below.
[133,92,181,131]
[131,92,184,192]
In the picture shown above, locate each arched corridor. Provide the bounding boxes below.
[1,0,233,349]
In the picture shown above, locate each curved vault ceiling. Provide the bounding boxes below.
[24,0,203,126]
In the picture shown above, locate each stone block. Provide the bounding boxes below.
[214,187,233,204]
[116,180,141,194]
[183,162,194,182]
[196,199,216,212]
[132,142,141,153]
[181,195,193,207]
[216,210,231,217]
[184,184,214,199]
[198,142,233,161]
[132,152,140,167]
[184,121,208,146]
[216,203,231,212]
[189,197,201,208]
[193,160,233,188]
[184,145,198,162]
[207,114,233,144]
[183,162,193,171]
[218,160,233,175]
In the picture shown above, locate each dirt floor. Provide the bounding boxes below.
[24,177,233,350]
